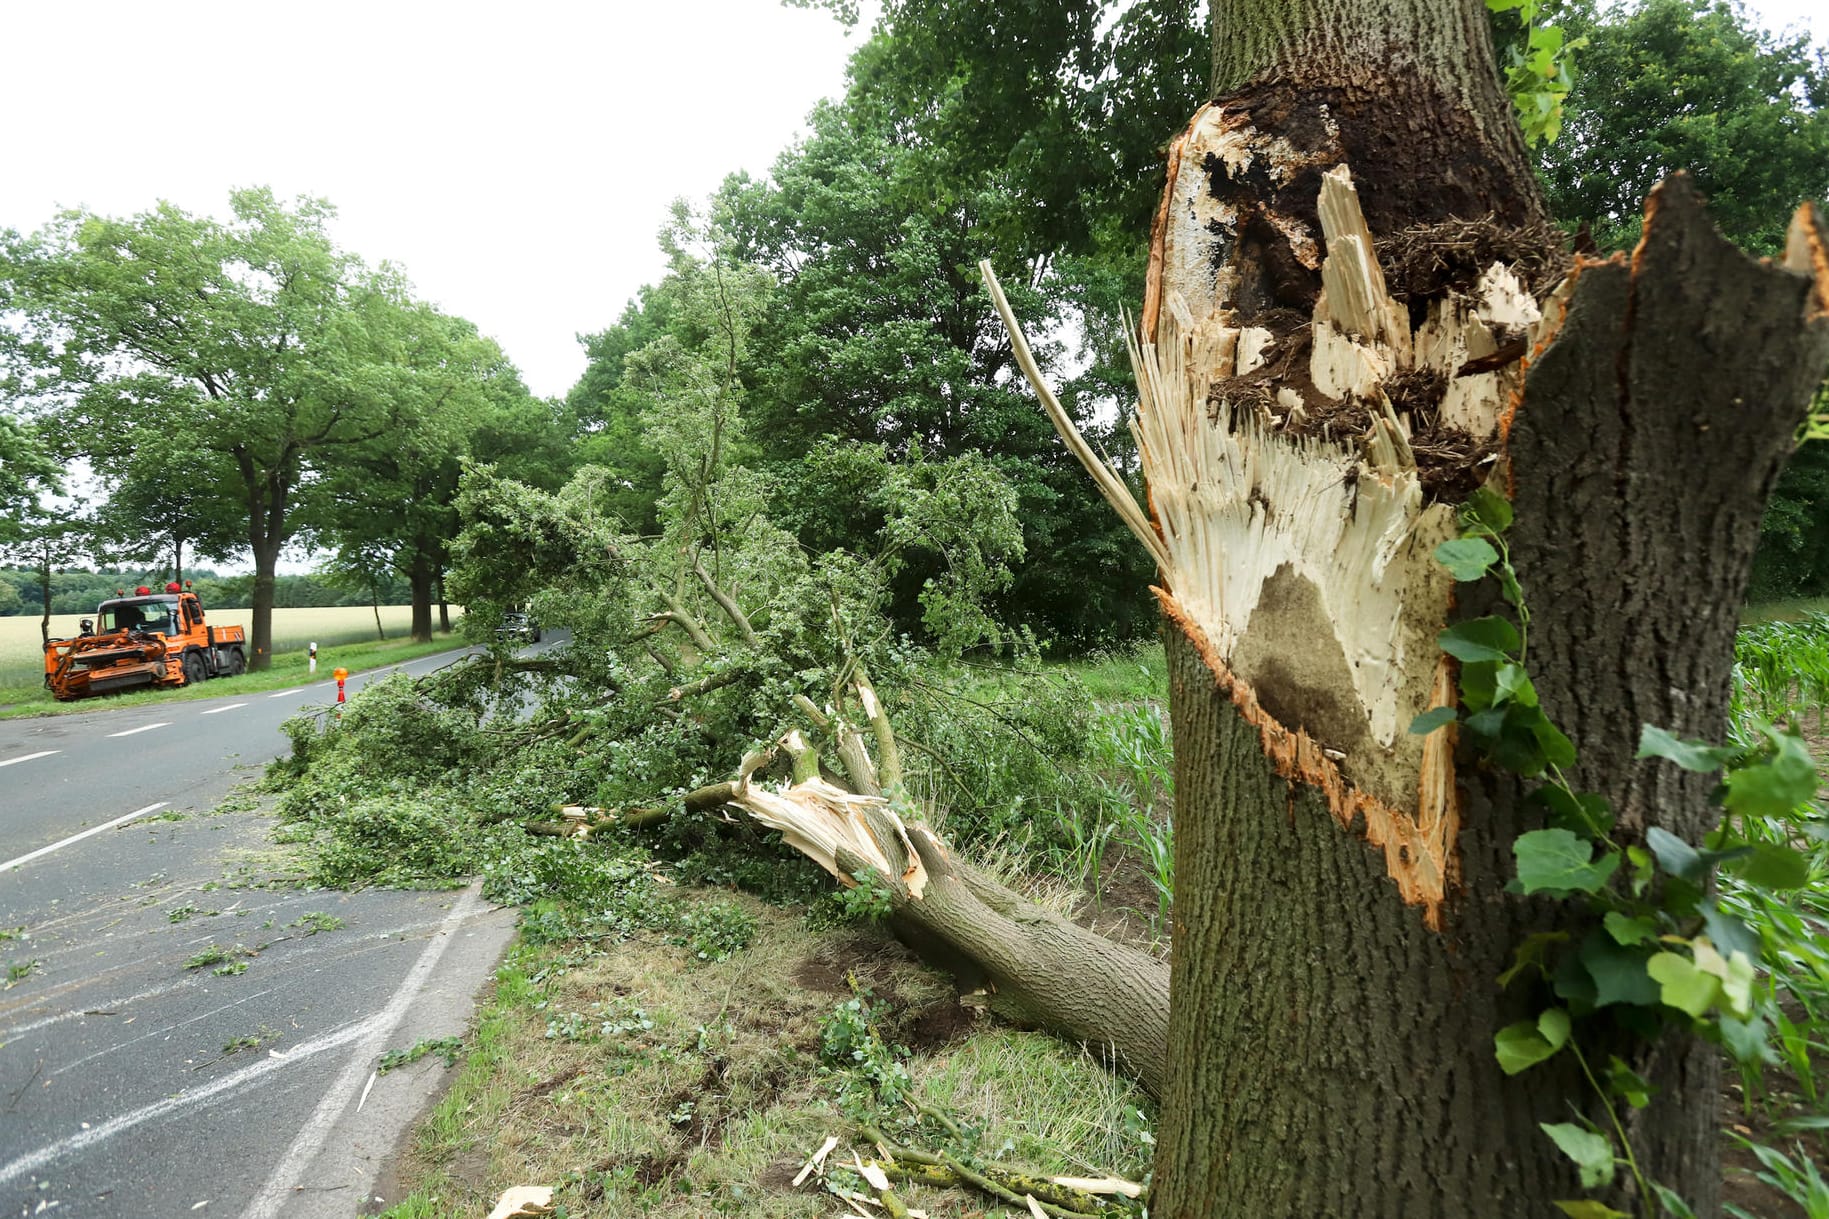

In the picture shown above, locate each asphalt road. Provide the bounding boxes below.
[0,641,545,1218]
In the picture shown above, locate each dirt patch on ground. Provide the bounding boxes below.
[1070,846,1170,957]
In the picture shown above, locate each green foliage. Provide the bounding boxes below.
[1537,0,1829,256]
[1422,487,1829,1214]
[1487,0,1587,145]
[820,989,914,1110]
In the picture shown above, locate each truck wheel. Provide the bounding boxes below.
[227,648,246,676]
[182,650,207,685]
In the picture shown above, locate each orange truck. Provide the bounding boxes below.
[43,585,247,701]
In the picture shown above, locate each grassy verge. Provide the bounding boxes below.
[372,895,1152,1219]
[0,632,470,719]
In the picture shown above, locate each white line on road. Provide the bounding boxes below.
[106,722,170,738]
[0,1016,378,1189]
[0,803,169,874]
[268,688,305,698]
[0,750,58,768]
[199,703,249,715]
[243,887,485,1218]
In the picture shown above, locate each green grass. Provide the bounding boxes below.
[0,629,469,718]
[373,898,1151,1219]
[1744,597,1829,626]
[1059,640,1168,703]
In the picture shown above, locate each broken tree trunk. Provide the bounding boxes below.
[697,768,1172,1098]
[988,0,1829,1208]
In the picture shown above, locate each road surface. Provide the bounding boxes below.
[0,642,545,1217]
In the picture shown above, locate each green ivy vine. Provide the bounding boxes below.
[1414,486,1827,1218]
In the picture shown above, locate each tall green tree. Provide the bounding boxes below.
[2,189,410,669]
[715,78,1159,645]
[307,296,563,641]
[1538,0,1829,256]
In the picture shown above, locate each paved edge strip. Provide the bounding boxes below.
[0,802,170,874]
[242,885,488,1218]
[0,1017,377,1188]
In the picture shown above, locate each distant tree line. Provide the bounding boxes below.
[0,566,413,618]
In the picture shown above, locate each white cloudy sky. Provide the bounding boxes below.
[4,0,1826,403]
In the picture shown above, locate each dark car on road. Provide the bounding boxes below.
[496,612,542,643]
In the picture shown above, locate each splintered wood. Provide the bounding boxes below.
[728,774,929,899]
[987,132,1576,926]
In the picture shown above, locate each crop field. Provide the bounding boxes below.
[0,605,460,686]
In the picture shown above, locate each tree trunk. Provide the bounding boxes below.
[1121,3,1829,1215]
[702,775,1172,1096]
[249,553,278,673]
[173,537,184,587]
[371,577,385,640]
[437,571,450,634]
[37,544,51,646]
[408,540,435,644]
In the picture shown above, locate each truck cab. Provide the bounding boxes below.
[44,587,247,700]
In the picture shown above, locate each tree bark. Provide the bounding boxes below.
[707,775,1172,1097]
[1120,3,1829,1215]
[408,544,435,644]
[37,543,51,646]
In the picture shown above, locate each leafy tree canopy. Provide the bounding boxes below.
[1538,0,1829,254]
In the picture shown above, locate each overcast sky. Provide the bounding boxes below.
[4,0,1826,404]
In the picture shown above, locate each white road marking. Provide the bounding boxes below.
[106,722,170,738]
[243,887,485,1218]
[0,1016,378,1188]
[199,703,248,715]
[268,688,305,698]
[0,803,169,875]
[0,750,59,768]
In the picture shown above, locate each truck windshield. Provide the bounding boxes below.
[100,602,178,635]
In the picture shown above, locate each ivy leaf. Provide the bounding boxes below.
[1691,939,1756,1020]
[1718,1013,1772,1065]
[1728,842,1811,890]
[1541,1122,1616,1189]
[1645,826,1701,882]
[1646,951,1721,1018]
[1602,911,1657,946]
[1466,706,1508,741]
[1538,1006,1571,1049]
[1494,662,1539,707]
[1494,1012,1568,1074]
[1532,786,1615,837]
[1463,484,1514,532]
[1436,537,1500,581]
[1604,1056,1653,1108]
[1700,902,1761,962]
[1637,725,1731,773]
[1531,716,1578,769]
[1460,659,1499,712]
[1408,706,1458,735]
[1498,931,1568,988]
[1515,829,1621,896]
[1580,931,1660,1008]
[1439,616,1521,662]
[1723,731,1818,819]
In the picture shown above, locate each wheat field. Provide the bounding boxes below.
[0,605,459,685]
